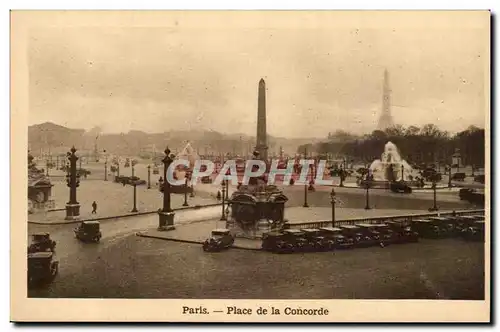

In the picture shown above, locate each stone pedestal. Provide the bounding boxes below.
[65,203,81,220]
[157,211,176,231]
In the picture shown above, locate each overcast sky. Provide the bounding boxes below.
[27,11,489,138]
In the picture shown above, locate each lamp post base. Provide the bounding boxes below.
[131,207,138,213]
[157,211,175,231]
[65,203,81,220]
[428,207,439,212]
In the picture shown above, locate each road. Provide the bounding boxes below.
[29,232,484,300]
[28,206,221,291]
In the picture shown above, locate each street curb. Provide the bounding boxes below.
[28,203,222,225]
[135,232,262,251]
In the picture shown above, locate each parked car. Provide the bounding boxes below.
[203,229,234,252]
[28,233,56,253]
[282,229,309,252]
[371,223,399,245]
[390,181,412,194]
[428,216,456,237]
[261,231,294,253]
[474,174,485,184]
[411,219,442,238]
[451,172,466,181]
[319,227,355,250]
[301,228,327,251]
[74,221,102,243]
[27,251,59,287]
[385,221,419,243]
[339,225,371,247]
[355,224,385,247]
[461,220,485,242]
[201,176,213,184]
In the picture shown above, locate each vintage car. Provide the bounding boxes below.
[203,229,234,252]
[451,172,466,181]
[370,223,399,245]
[282,229,309,252]
[77,168,91,177]
[355,224,385,247]
[411,219,442,238]
[27,251,59,286]
[319,227,355,249]
[301,228,327,251]
[474,174,485,184]
[385,221,419,243]
[261,231,294,253]
[428,216,456,236]
[462,220,485,242]
[389,181,413,194]
[339,225,371,247]
[421,168,441,182]
[74,221,102,243]
[28,232,56,253]
[201,175,213,184]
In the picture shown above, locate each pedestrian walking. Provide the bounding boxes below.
[92,201,97,214]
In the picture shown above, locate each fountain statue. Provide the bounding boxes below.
[369,142,416,183]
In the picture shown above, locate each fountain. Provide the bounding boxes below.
[366,142,419,188]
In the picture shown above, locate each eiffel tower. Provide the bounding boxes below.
[377,69,394,131]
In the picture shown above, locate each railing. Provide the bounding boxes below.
[285,209,486,229]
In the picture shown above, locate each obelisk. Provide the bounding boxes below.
[256,78,268,161]
[377,69,395,131]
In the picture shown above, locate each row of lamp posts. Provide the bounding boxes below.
[61,146,442,229]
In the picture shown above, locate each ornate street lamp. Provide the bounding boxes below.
[104,161,108,181]
[130,180,138,213]
[330,188,336,227]
[182,176,189,207]
[448,166,452,188]
[429,180,439,212]
[147,165,151,189]
[339,167,345,187]
[220,180,227,221]
[157,147,175,231]
[65,146,81,220]
[308,163,315,191]
[364,171,371,210]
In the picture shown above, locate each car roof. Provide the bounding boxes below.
[475,220,485,224]
[83,221,100,225]
[301,228,320,232]
[356,223,378,227]
[212,228,230,233]
[32,232,50,236]
[340,225,359,229]
[264,231,284,236]
[413,219,432,222]
[283,229,304,233]
[319,227,342,232]
[429,217,450,221]
[28,252,53,258]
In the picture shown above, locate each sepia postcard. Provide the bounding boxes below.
[10,10,490,323]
